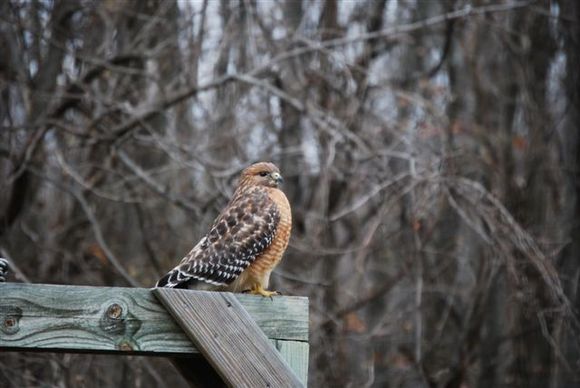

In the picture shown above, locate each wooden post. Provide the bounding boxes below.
[0,283,309,386]
[154,288,304,388]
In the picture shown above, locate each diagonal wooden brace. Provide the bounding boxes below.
[153,289,305,388]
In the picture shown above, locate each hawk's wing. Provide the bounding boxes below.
[156,188,280,288]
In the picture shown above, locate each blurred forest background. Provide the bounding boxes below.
[1,0,579,387]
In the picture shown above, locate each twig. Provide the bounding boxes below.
[116,150,201,215]
[329,172,413,221]
[26,167,139,287]
[247,1,532,79]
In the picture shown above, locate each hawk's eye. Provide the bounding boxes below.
[258,171,269,177]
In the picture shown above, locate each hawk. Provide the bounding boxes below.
[0,258,7,282]
[156,162,291,297]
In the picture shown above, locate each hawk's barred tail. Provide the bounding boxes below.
[0,258,8,283]
[155,271,173,287]
[156,269,186,288]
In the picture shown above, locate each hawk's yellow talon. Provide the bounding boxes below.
[247,284,280,298]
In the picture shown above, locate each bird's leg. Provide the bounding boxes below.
[245,283,281,298]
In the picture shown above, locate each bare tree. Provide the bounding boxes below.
[1,1,579,387]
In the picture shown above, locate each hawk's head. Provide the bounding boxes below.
[239,162,284,189]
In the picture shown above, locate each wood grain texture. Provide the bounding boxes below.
[274,340,309,386]
[154,288,304,388]
[0,283,308,356]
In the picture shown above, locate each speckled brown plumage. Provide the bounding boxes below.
[156,162,291,296]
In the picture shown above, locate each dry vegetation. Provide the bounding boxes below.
[1,0,579,387]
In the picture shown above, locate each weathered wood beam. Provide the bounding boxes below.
[0,283,308,357]
[154,288,305,388]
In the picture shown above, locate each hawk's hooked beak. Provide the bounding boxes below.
[271,172,284,185]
